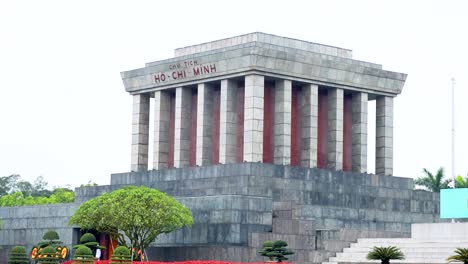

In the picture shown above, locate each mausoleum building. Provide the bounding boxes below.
[0,33,442,264]
[122,32,403,175]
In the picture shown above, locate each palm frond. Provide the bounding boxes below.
[448,248,468,262]
[367,246,405,260]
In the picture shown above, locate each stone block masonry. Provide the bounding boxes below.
[243,75,264,162]
[124,32,405,175]
[1,163,444,263]
[131,94,150,172]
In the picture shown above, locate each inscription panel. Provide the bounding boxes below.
[153,60,217,84]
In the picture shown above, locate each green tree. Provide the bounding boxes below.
[367,246,405,264]
[69,186,193,260]
[0,175,20,197]
[69,186,193,261]
[455,175,468,188]
[414,167,451,192]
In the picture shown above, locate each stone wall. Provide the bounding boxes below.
[0,203,78,260]
[0,163,443,263]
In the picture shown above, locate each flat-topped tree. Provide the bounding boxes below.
[259,240,294,262]
[69,186,193,261]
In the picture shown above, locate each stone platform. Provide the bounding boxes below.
[0,163,443,263]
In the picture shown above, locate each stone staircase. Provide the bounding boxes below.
[249,201,336,263]
[323,224,468,264]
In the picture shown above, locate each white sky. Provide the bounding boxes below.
[0,0,467,189]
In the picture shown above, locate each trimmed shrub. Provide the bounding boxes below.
[8,246,29,264]
[110,246,132,264]
[73,233,105,251]
[37,246,60,264]
[72,245,94,264]
[37,230,63,249]
[42,230,60,241]
[79,233,96,244]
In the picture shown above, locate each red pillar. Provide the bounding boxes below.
[290,85,302,166]
[189,90,197,167]
[212,86,221,164]
[168,92,175,168]
[263,81,274,163]
[236,83,245,163]
[317,90,328,168]
[343,94,353,171]
[99,234,108,260]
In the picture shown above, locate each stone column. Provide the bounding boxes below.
[274,80,292,165]
[153,90,171,169]
[244,75,264,162]
[219,79,237,164]
[196,83,213,166]
[376,96,393,175]
[352,92,368,173]
[131,93,150,172]
[327,88,344,170]
[301,84,318,167]
[174,87,192,168]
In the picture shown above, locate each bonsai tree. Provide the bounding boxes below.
[8,246,29,264]
[37,246,60,264]
[448,248,468,264]
[31,230,68,262]
[73,233,105,255]
[72,245,94,264]
[367,246,405,264]
[258,240,294,262]
[110,246,132,264]
[38,230,63,248]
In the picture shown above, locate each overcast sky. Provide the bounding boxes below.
[0,0,467,189]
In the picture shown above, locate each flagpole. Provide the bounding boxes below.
[451,77,455,223]
[451,77,455,187]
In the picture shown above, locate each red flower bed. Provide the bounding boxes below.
[64,261,289,264]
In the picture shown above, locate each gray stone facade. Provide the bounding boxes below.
[123,32,406,175]
[0,163,443,263]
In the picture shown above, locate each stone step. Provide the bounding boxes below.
[322,259,450,264]
[308,250,336,263]
[351,241,468,247]
[336,251,456,258]
[357,238,468,243]
[329,256,450,263]
[344,246,465,253]
[319,240,351,252]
